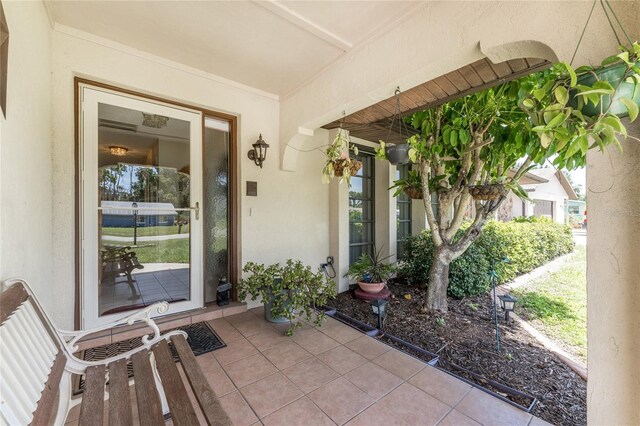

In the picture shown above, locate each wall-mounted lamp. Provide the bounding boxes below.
[248,134,269,168]
[109,146,128,156]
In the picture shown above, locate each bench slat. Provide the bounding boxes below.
[131,350,165,426]
[0,283,28,325]
[79,365,106,426]
[171,335,232,426]
[108,359,133,426]
[30,351,66,425]
[151,340,200,426]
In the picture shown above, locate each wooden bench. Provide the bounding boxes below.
[0,278,232,425]
[102,247,144,299]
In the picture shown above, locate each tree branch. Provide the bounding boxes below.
[421,160,442,247]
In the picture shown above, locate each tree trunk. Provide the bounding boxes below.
[423,247,451,313]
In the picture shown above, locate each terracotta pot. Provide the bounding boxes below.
[358,281,386,294]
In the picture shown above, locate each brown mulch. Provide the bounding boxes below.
[330,281,586,426]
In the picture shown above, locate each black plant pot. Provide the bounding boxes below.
[571,61,640,118]
[386,144,410,165]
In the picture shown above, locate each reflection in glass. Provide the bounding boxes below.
[98,103,191,316]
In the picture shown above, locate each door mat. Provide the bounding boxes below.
[72,321,225,395]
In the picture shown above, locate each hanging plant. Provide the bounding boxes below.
[388,170,424,199]
[375,88,415,166]
[322,127,361,185]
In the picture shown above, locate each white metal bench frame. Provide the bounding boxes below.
[0,278,189,425]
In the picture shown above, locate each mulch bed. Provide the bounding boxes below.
[330,281,586,426]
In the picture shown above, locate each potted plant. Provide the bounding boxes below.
[344,247,396,294]
[322,128,362,185]
[389,169,423,199]
[238,260,336,335]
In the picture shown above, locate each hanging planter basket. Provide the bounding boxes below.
[571,61,640,118]
[333,159,362,177]
[468,184,507,201]
[403,186,423,199]
[386,144,410,165]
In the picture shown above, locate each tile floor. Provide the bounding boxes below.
[185,308,549,426]
[65,307,551,426]
[98,267,190,315]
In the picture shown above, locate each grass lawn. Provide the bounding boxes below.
[513,245,586,363]
[103,239,189,264]
[102,224,189,237]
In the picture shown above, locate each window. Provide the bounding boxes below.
[396,164,412,259]
[349,149,375,264]
[136,215,146,225]
[158,215,169,224]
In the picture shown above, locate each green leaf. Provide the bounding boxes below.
[561,62,578,87]
[450,130,458,147]
[620,97,639,122]
[577,135,589,154]
[565,138,582,157]
[554,86,569,105]
[601,55,621,66]
[546,112,566,128]
[617,51,631,65]
[533,88,547,101]
[522,98,535,109]
[540,132,553,148]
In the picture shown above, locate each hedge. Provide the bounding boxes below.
[399,218,575,298]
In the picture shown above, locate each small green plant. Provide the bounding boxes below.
[238,260,336,336]
[388,170,423,198]
[344,246,396,284]
[435,316,446,326]
[468,303,479,311]
[505,352,513,361]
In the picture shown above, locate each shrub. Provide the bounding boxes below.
[399,219,575,298]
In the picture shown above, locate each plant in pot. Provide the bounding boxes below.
[322,128,362,185]
[389,169,423,199]
[345,247,396,294]
[238,260,336,336]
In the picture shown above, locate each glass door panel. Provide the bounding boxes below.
[82,86,202,328]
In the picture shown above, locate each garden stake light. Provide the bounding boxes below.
[371,299,388,330]
[498,294,518,321]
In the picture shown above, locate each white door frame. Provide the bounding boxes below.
[80,85,203,329]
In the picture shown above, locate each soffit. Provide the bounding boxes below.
[322,57,551,144]
[47,0,420,96]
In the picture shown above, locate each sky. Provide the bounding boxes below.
[568,167,586,196]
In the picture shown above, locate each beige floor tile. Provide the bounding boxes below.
[223,353,279,388]
[344,336,391,360]
[372,348,425,379]
[409,365,472,406]
[344,362,403,400]
[437,409,481,426]
[292,327,341,355]
[346,383,450,426]
[529,415,555,426]
[262,397,335,426]
[282,357,340,394]
[226,310,257,324]
[246,326,292,351]
[194,353,236,396]
[308,377,374,425]
[249,306,265,317]
[317,321,363,344]
[316,345,368,375]
[240,372,304,418]
[233,317,277,337]
[455,388,532,426]
[262,341,313,370]
[213,338,259,366]
[219,391,259,426]
[208,318,245,342]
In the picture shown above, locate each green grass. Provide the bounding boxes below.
[513,245,586,362]
[102,224,189,237]
[103,239,189,264]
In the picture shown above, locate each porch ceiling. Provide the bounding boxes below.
[46,0,421,96]
[322,57,550,144]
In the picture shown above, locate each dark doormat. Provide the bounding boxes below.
[73,321,225,395]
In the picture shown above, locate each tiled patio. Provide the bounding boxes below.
[65,306,549,425]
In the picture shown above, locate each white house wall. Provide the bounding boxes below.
[525,172,570,224]
[0,1,54,314]
[48,27,330,328]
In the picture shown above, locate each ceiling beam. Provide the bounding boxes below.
[253,1,352,52]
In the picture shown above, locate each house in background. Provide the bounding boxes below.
[501,168,578,224]
[100,201,177,227]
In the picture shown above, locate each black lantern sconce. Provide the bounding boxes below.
[498,294,517,321]
[370,299,388,330]
[248,134,269,168]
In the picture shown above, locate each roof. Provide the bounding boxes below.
[521,168,579,200]
[100,201,177,216]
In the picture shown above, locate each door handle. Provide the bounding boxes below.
[193,202,199,220]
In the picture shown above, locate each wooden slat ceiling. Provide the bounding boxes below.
[323,57,550,144]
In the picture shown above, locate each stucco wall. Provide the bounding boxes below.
[0,1,54,311]
[587,122,640,426]
[49,28,330,328]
